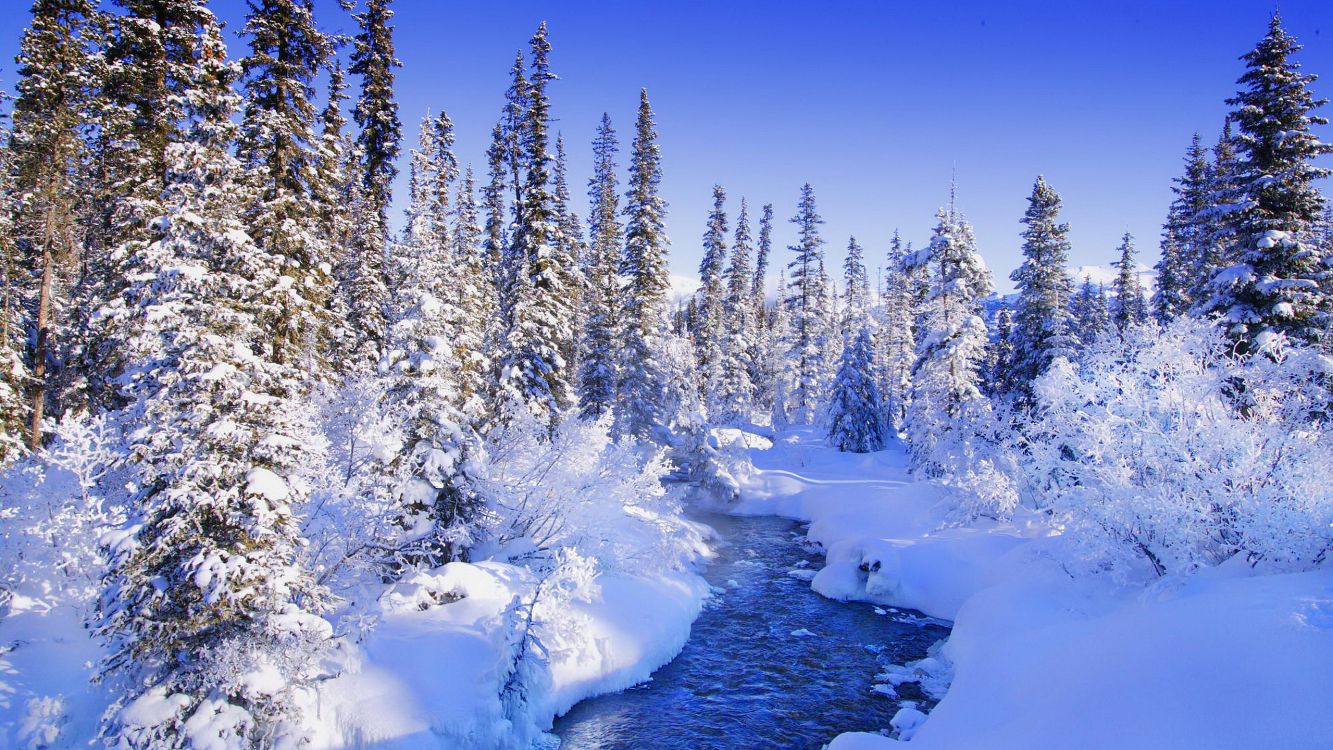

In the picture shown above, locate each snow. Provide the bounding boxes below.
[733,427,1333,750]
[244,466,289,502]
[307,562,707,749]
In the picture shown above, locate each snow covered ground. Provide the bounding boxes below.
[731,427,1333,750]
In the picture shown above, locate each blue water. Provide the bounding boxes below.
[553,511,948,749]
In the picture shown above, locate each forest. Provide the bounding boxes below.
[0,2,1330,749]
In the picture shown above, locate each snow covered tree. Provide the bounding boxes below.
[579,114,622,420]
[783,183,830,423]
[753,202,774,321]
[906,205,994,478]
[238,0,335,369]
[553,133,587,377]
[10,0,95,448]
[694,185,729,397]
[715,197,756,422]
[1070,275,1110,344]
[616,89,672,441]
[878,231,916,429]
[826,326,888,452]
[350,0,401,229]
[1006,176,1077,401]
[0,121,30,464]
[842,235,870,329]
[497,23,577,423]
[1111,232,1149,331]
[450,167,494,423]
[1155,134,1209,322]
[98,25,332,746]
[1200,15,1332,354]
[1191,120,1244,307]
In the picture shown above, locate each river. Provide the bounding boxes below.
[553,510,948,749]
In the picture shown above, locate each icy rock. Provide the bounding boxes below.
[891,706,928,740]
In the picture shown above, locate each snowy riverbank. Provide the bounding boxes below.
[732,428,1333,750]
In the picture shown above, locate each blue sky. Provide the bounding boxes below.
[3,0,1331,292]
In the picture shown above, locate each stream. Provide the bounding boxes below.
[553,511,949,749]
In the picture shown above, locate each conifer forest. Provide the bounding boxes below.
[0,2,1330,749]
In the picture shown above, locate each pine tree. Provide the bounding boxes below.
[842,235,870,330]
[350,0,400,227]
[578,114,622,419]
[449,167,493,423]
[483,122,508,300]
[553,133,586,378]
[497,22,576,422]
[784,183,829,423]
[827,326,888,452]
[1202,14,1332,353]
[1192,120,1242,307]
[617,89,672,441]
[1155,134,1209,322]
[906,205,993,477]
[1111,232,1149,330]
[0,114,30,464]
[695,184,729,396]
[716,197,756,422]
[82,0,216,407]
[1070,275,1110,343]
[238,0,335,369]
[878,231,916,429]
[11,0,95,448]
[98,24,331,745]
[1006,176,1077,401]
[313,61,361,363]
[753,203,774,316]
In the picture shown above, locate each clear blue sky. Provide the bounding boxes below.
[3,0,1330,292]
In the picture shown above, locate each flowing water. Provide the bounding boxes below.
[553,511,949,750]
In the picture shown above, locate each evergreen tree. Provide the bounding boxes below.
[483,122,508,300]
[878,231,916,429]
[553,133,586,378]
[1111,232,1149,330]
[98,25,331,745]
[695,184,729,396]
[783,183,829,423]
[498,22,576,422]
[1202,15,1332,352]
[1006,176,1077,401]
[1070,275,1110,343]
[1193,120,1242,307]
[753,202,774,321]
[1155,134,1209,322]
[716,197,756,422]
[842,235,870,329]
[313,61,361,363]
[617,89,672,440]
[11,0,95,448]
[579,114,622,419]
[0,111,30,463]
[449,167,493,424]
[827,326,888,452]
[238,0,335,368]
[350,0,400,227]
[906,205,994,477]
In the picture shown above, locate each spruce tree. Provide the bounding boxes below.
[238,0,335,369]
[1111,232,1149,330]
[497,22,576,422]
[1202,15,1332,352]
[11,0,95,448]
[617,89,672,440]
[716,197,756,422]
[450,167,493,424]
[784,183,829,423]
[553,133,586,378]
[842,235,870,329]
[695,184,729,396]
[1193,120,1242,307]
[1155,134,1209,322]
[753,202,774,321]
[1006,176,1077,401]
[0,116,30,463]
[878,231,916,429]
[579,114,622,419]
[98,25,331,745]
[350,0,400,227]
[827,326,888,453]
[1070,275,1110,344]
[906,205,993,477]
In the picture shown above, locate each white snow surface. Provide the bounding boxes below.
[735,427,1333,750]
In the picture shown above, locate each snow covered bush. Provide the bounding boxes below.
[472,409,703,576]
[1025,318,1333,578]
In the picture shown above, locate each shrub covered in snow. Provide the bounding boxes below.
[1024,318,1333,578]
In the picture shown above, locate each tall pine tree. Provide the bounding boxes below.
[1006,176,1076,401]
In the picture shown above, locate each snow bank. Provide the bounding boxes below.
[308,562,707,749]
[735,428,1333,750]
